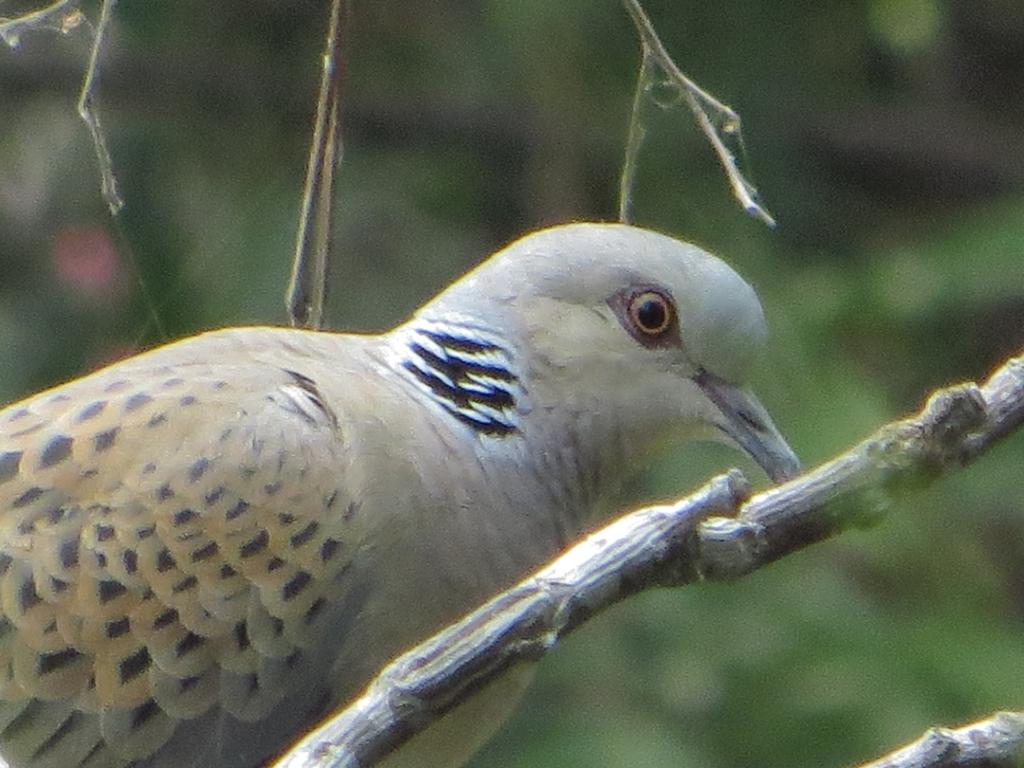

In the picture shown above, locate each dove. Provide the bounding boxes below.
[0,222,798,767]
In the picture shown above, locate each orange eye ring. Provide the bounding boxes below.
[627,290,674,336]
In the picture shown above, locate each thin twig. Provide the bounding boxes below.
[3,0,122,213]
[287,0,347,329]
[620,0,775,227]
[0,0,80,46]
[618,49,652,223]
[76,0,122,214]
[273,354,1024,767]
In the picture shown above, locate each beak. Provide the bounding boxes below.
[695,370,801,483]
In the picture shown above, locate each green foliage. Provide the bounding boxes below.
[0,2,1022,766]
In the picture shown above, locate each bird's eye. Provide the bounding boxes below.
[627,290,674,336]
[608,286,679,348]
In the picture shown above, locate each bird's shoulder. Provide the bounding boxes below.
[0,327,379,765]
[0,326,363,539]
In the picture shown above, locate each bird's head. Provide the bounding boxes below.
[405,223,800,485]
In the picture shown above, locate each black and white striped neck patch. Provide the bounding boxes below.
[396,319,523,437]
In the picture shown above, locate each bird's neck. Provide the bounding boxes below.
[387,315,526,436]
[383,316,641,539]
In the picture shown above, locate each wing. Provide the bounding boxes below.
[0,330,358,768]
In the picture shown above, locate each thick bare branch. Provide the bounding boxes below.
[275,472,751,768]
[273,353,1024,767]
[697,368,1009,578]
[858,711,1024,768]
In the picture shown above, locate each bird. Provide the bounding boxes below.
[0,222,799,768]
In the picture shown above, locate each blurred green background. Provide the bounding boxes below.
[1,1,1023,766]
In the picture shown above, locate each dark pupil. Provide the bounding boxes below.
[636,298,666,331]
